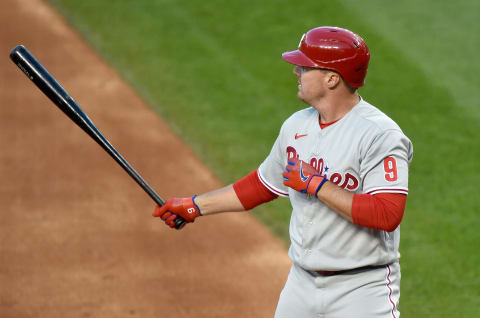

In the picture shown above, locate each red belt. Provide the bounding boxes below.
[315,270,342,276]
[315,265,387,276]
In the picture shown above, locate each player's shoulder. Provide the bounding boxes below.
[281,107,317,128]
[351,99,403,134]
[351,99,413,156]
[287,107,317,121]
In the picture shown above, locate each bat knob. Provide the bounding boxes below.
[174,217,186,230]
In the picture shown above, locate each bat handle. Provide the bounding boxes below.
[149,189,186,230]
[174,217,186,229]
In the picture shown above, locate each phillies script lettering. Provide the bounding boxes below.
[286,146,359,191]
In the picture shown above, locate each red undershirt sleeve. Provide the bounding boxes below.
[233,169,278,210]
[352,193,407,232]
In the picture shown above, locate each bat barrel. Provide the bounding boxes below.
[11,45,71,111]
[10,45,95,143]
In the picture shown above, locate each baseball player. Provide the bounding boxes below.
[153,26,413,318]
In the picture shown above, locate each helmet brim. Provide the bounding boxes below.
[282,50,317,67]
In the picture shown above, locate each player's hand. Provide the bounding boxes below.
[152,195,202,229]
[282,158,327,196]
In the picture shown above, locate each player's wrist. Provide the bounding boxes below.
[307,175,328,197]
[191,195,202,216]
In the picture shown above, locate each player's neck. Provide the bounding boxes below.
[314,91,360,123]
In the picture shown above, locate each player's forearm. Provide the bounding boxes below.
[316,181,354,222]
[195,184,246,216]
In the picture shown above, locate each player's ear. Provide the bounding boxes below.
[325,71,341,89]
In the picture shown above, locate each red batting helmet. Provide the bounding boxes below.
[282,26,370,88]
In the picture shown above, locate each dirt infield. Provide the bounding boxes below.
[0,0,290,317]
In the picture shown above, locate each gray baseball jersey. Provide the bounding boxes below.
[258,99,413,271]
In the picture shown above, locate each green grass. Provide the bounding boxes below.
[47,0,479,316]
[342,0,480,119]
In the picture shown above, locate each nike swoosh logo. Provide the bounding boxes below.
[300,161,309,182]
[295,133,308,140]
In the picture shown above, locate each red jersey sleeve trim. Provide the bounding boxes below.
[366,187,409,195]
[233,169,278,210]
[352,193,407,232]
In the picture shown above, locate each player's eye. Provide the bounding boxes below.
[299,66,316,74]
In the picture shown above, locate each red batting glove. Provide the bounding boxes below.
[152,195,202,229]
[282,158,328,196]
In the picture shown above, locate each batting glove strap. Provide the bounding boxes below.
[191,195,202,216]
[306,175,328,197]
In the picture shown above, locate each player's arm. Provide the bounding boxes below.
[197,169,279,214]
[315,180,355,222]
[316,182,406,232]
[283,158,406,231]
[153,170,277,228]
[194,185,245,215]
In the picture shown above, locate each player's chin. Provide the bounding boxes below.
[297,88,303,99]
[297,91,307,103]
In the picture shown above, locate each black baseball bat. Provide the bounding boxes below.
[10,45,185,230]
